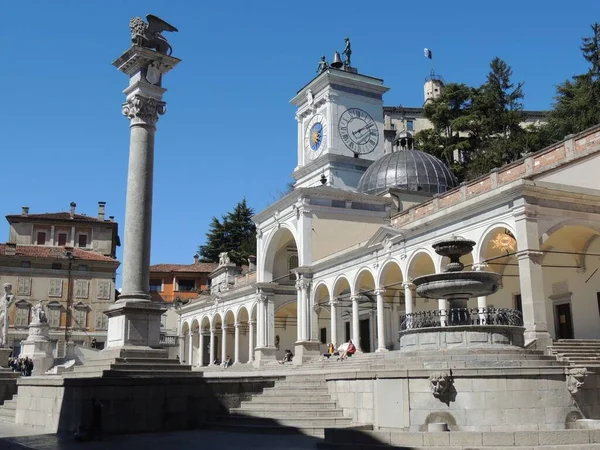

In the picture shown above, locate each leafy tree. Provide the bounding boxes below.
[198,199,256,265]
[548,23,600,139]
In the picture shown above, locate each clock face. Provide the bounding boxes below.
[304,114,327,160]
[338,108,379,154]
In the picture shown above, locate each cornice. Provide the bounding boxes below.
[292,153,373,180]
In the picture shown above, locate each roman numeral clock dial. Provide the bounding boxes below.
[304,114,327,161]
[338,108,379,155]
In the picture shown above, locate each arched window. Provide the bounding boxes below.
[288,254,299,280]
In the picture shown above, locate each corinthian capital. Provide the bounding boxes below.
[122,95,166,126]
[295,278,311,291]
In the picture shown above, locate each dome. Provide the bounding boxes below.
[357,150,457,196]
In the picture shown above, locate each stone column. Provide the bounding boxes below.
[178,334,185,361]
[374,289,387,352]
[253,291,277,366]
[198,332,205,367]
[248,319,255,362]
[515,204,551,348]
[256,296,264,348]
[330,299,338,346]
[351,295,361,351]
[234,322,241,364]
[403,282,414,315]
[186,330,193,365]
[266,298,276,348]
[438,299,448,327]
[221,326,228,362]
[209,328,215,365]
[106,46,180,351]
[295,278,311,341]
[296,282,303,342]
[473,263,488,324]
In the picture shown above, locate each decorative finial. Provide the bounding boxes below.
[129,14,178,55]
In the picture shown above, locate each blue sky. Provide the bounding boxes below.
[1,1,598,286]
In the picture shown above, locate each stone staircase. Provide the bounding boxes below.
[548,339,600,367]
[216,374,357,437]
[0,394,18,424]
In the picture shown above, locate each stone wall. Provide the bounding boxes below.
[15,375,277,434]
[326,370,600,432]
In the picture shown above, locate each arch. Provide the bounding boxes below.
[354,267,376,295]
[332,275,352,298]
[191,317,200,329]
[262,225,299,282]
[200,316,211,331]
[249,302,258,321]
[477,222,517,263]
[377,258,404,290]
[212,312,223,329]
[223,310,235,326]
[313,281,331,306]
[406,249,436,280]
[539,219,600,270]
[477,224,519,276]
[236,305,250,324]
[181,320,190,336]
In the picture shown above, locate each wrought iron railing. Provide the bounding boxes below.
[400,307,523,330]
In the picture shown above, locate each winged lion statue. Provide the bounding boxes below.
[129,14,178,55]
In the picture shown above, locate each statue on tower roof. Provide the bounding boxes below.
[316,56,329,74]
[343,37,352,67]
[129,14,178,55]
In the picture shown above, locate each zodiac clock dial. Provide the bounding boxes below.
[304,114,327,160]
[338,108,379,154]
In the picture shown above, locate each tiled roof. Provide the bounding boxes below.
[6,212,113,224]
[0,244,117,263]
[150,263,217,273]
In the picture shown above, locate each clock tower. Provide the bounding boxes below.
[291,65,389,190]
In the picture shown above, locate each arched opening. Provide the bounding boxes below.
[212,313,223,365]
[237,306,250,363]
[539,221,600,339]
[379,260,404,349]
[407,250,437,311]
[354,269,376,352]
[190,318,200,366]
[275,300,297,360]
[263,227,298,284]
[333,276,352,348]
[222,310,236,363]
[250,303,257,362]
[313,283,332,350]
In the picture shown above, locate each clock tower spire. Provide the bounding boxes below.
[291,43,389,190]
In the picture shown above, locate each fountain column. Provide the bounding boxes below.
[351,295,361,351]
[374,289,387,352]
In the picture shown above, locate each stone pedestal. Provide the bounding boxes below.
[104,301,166,349]
[20,322,54,375]
[253,347,277,368]
[0,348,12,368]
[294,341,321,365]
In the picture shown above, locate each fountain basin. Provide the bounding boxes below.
[413,271,501,300]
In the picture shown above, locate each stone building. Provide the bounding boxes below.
[179,63,600,368]
[0,202,120,355]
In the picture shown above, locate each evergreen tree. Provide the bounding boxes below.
[198,199,256,265]
[548,23,600,139]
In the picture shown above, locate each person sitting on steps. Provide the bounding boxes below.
[321,343,337,361]
[338,339,356,361]
[279,349,293,364]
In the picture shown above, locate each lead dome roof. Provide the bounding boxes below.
[357,150,458,196]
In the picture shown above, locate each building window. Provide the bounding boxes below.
[514,294,522,314]
[48,279,63,297]
[47,305,61,328]
[97,280,111,300]
[77,234,88,248]
[95,310,109,330]
[15,304,30,327]
[16,277,31,296]
[161,313,167,328]
[57,233,68,246]
[320,327,327,344]
[73,307,88,329]
[52,263,62,270]
[20,261,31,268]
[37,232,46,245]
[288,254,299,280]
[150,279,163,292]
[78,265,88,272]
[75,280,89,299]
[177,279,195,292]
[406,120,414,131]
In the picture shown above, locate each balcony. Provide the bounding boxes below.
[159,334,178,347]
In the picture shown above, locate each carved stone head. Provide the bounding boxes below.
[429,371,451,397]
[2,283,11,297]
[567,368,588,394]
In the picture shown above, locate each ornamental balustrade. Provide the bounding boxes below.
[400,307,523,330]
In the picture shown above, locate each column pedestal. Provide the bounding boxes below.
[293,341,321,365]
[253,347,277,368]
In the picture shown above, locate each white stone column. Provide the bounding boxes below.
[209,328,215,365]
[295,278,311,341]
[266,298,276,347]
[295,282,303,342]
[351,295,361,351]
[472,263,489,324]
[106,46,180,350]
[330,299,338,346]
[438,299,448,327]
[178,334,185,361]
[221,326,228,362]
[198,333,205,367]
[514,205,551,347]
[234,322,241,364]
[187,330,193,365]
[257,296,265,347]
[248,319,255,362]
[403,282,414,315]
[374,289,387,352]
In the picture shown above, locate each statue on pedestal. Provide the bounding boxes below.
[343,37,352,67]
[129,14,178,55]
[0,284,15,348]
[316,56,328,74]
[31,302,48,325]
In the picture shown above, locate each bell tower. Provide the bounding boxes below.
[290,53,389,190]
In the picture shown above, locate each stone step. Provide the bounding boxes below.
[0,407,16,419]
[1,401,17,411]
[262,386,329,393]
[221,414,352,428]
[237,401,338,411]
[253,393,333,402]
[230,408,344,419]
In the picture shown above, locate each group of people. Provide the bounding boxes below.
[321,340,356,361]
[9,356,34,376]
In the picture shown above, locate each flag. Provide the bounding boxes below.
[424,48,432,59]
